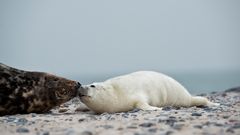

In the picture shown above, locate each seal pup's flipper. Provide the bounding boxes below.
[135,102,162,111]
[191,96,220,107]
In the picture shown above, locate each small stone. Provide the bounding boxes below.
[173,123,184,130]
[148,128,157,132]
[81,131,93,135]
[16,127,29,133]
[139,122,155,127]
[37,131,49,135]
[16,118,28,125]
[6,116,16,122]
[166,118,177,126]
[88,115,97,120]
[75,107,90,112]
[109,117,115,120]
[214,123,223,127]
[122,113,129,118]
[58,108,68,113]
[65,128,76,135]
[173,106,181,110]
[31,113,37,117]
[127,126,138,129]
[128,108,141,113]
[169,116,176,119]
[117,127,123,130]
[134,133,145,135]
[221,93,227,97]
[165,131,173,135]
[226,128,235,133]
[191,112,202,116]
[222,115,230,119]
[203,106,213,112]
[193,125,202,129]
[101,125,113,129]
[78,118,85,122]
[232,123,240,129]
[162,106,172,111]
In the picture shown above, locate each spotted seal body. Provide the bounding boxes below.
[0,63,81,116]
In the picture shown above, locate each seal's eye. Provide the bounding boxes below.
[90,85,95,88]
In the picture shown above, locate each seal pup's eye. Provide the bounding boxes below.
[90,85,95,88]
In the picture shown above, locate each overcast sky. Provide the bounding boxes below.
[0,0,240,77]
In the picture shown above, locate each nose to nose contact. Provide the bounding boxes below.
[76,82,82,89]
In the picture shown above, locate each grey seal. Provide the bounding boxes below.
[0,63,81,116]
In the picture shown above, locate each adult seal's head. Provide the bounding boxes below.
[0,63,81,116]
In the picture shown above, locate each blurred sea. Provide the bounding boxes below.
[73,71,240,95]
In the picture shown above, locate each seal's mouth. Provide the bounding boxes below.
[79,94,91,103]
[79,93,91,98]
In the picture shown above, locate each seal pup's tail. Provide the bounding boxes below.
[190,96,220,106]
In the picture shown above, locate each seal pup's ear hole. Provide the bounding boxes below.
[90,85,95,88]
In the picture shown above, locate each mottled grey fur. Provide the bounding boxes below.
[0,63,81,116]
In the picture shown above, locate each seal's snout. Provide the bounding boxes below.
[78,86,89,97]
[76,82,81,89]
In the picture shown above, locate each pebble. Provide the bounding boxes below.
[193,125,203,129]
[214,123,223,127]
[172,123,184,130]
[6,116,16,122]
[148,128,157,133]
[78,118,85,122]
[16,118,28,125]
[31,113,37,117]
[101,125,113,129]
[165,131,173,135]
[81,131,93,135]
[232,123,240,129]
[122,113,129,118]
[37,131,49,135]
[65,128,76,135]
[162,106,172,111]
[134,133,146,135]
[58,108,68,113]
[226,128,235,133]
[75,107,89,112]
[139,122,155,127]
[16,127,29,133]
[127,126,138,129]
[88,115,97,120]
[128,108,141,113]
[191,112,202,116]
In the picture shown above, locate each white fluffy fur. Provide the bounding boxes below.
[79,71,219,113]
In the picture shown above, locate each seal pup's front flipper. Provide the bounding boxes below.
[135,102,162,111]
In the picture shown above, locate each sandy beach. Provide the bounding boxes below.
[0,87,239,135]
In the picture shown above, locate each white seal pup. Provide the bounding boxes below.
[79,71,219,113]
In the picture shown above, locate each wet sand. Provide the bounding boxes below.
[0,87,239,135]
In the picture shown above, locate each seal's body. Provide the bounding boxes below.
[0,63,81,116]
[79,71,219,113]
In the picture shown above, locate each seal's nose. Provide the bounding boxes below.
[76,82,82,89]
